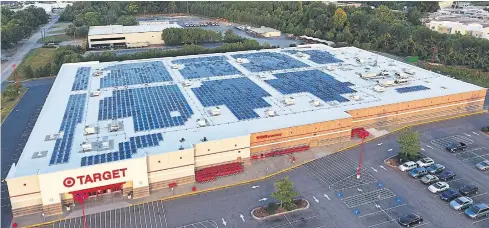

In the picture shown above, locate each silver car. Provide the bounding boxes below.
[476,160,489,171]
[450,197,473,210]
[420,174,439,185]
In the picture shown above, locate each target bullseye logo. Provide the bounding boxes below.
[63,177,75,188]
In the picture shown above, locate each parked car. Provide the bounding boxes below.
[398,213,423,227]
[420,174,439,185]
[416,157,434,167]
[440,189,461,201]
[399,161,417,172]
[475,160,489,171]
[437,171,456,181]
[450,197,473,210]
[409,167,428,178]
[465,203,489,219]
[459,184,479,196]
[446,142,467,153]
[429,182,449,193]
[426,164,445,174]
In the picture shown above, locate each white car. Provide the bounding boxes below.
[475,160,489,171]
[416,157,435,168]
[399,161,417,172]
[428,182,449,193]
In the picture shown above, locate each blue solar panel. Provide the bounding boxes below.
[173,56,241,79]
[192,77,271,120]
[98,85,193,131]
[266,70,356,103]
[284,50,342,64]
[231,52,309,72]
[396,85,431,93]
[100,61,172,88]
[49,94,86,165]
[81,133,163,166]
[72,67,91,91]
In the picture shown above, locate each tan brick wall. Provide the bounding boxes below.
[12,204,42,218]
[149,175,194,192]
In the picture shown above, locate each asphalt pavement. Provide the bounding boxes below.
[1,16,59,83]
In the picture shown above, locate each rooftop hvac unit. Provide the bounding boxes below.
[90,90,101,97]
[84,127,96,135]
[81,141,92,152]
[183,80,192,87]
[395,79,410,84]
[378,70,389,76]
[210,107,220,116]
[197,119,207,127]
[311,100,321,107]
[109,121,120,132]
[350,95,361,101]
[404,69,415,75]
[102,137,110,149]
[93,71,102,77]
[359,72,378,78]
[48,134,57,140]
[258,73,267,79]
[355,57,364,64]
[171,64,182,69]
[284,97,295,105]
[296,52,305,57]
[395,72,409,79]
[374,86,386,92]
[267,110,276,117]
[380,80,395,87]
[326,66,333,71]
[236,58,246,63]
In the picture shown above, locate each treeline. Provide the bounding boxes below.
[1,6,49,49]
[162,28,222,45]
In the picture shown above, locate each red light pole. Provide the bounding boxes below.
[352,128,369,179]
[357,137,365,179]
[73,192,88,228]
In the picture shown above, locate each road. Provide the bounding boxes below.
[1,16,59,83]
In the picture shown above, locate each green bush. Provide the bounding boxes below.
[265,202,278,215]
[482,127,489,132]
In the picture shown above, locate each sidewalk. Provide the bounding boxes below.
[15,110,488,227]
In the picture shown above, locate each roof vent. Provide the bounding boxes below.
[236,58,246,63]
[258,73,267,79]
[374,86,386,92]
[267,110,276,117]
[296,52,305,57]
[171,64,182,69]
[311,100,321,107]
[394,79,410,85]
[84,126,97,135]
[404,69,415,75]
[81,141,92,152]
[379,70,389,76]
[93,71,103,77]
[359,72,377,79]
[90,90,101,97]
[101,137,110,150]
[183,80,192,87]
[350,95,361,101]
[109,120,120,132]
[284,97,295,106]
[48,134,57,140]
[395,72,409,79]
[197,119,207,127]
[210,107,220,116]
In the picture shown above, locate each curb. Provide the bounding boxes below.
[383,155,399,168]
[250,199,310,220]
[1,88,28,124]
[23,110,487,227]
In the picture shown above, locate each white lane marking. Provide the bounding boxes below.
[313,196,319,203]
[284,214,296,228]
[421,148,425,151]
[388,149,393,152]
[371,167,378,172]
[358,204,407,218]
[324,194,330,200]
[221,218,227,226]
[464,133,472,137]
[380,165,386,170]
[240,214,245,222]
[472,216,489,224]
[378,143,383,146]
[426,145,434,149]
[473,132,480,136]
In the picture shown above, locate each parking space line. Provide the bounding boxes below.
[161,201,168,228]
[472,217,489,224]
[472,192,488,199]
[368,216,400,228]
[446,177,464,183]
[358,204,407,218]
[379,206,403,228]
[412,222,431,227]
[284,214,295,228]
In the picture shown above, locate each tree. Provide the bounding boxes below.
[333,8,348,30]
[271,176,299,210]
[2,83,22,101]
[397,127,421,161]
[127,3,139,15]
[407,7,421,26]
[21,65,34,79]
[263,42,271,48]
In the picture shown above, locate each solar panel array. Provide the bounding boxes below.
[396,85,431,93]
[49,94,86,165]
[98,85,193,131]
[81,133,163,166]
[192,77,271,120]
[100,61,173,88]
[284,50,342,64]
[267,70,356,103]
[173,56,241,79]
[232,52,309,72]
[71,67,91,91]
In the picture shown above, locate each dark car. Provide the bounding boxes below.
[459,184,479,196]
[438,171,456,181]
[446,142,467,153]
[426,164,445,174]
[398,213,423,226]
[440,189,461,201]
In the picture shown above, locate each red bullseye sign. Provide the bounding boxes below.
[63,168,127,188]
[63,177,75,187]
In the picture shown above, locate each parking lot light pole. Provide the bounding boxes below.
[357,137,365,179]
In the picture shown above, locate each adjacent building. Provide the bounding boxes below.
[247,26,281,38]
[87,22,181,49]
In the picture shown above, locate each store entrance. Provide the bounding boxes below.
[70,182,125,204]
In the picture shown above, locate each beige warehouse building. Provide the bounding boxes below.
[87,22,181,49]
[248,26,282,37]
[6,44,486,218]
